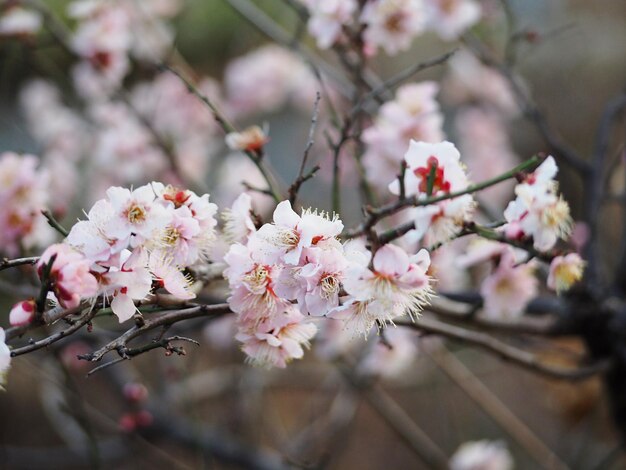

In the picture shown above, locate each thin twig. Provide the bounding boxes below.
[160,64,282,202]
[0,256,38,272]
[350,49,458,117]
[288,92,321,205]
[399,316,610,381]
[78,303,231,363]
[41,209,69,237]
[345,155,543,239]
[10,309,98,357]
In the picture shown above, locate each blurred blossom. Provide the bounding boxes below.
[358,327,419,379]
[361,0,427,56]
[450,440,513,470]
[425,0,481,40]
[363,82,445,190]
[0,6,42,36]
[0,152,55,256]
[444,49,519,117]
[480,248,537,320]
[455,106,517,209]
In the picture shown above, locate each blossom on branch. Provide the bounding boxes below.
[390,140,475,245]
[503,156,573,250]
[548,253,585,294]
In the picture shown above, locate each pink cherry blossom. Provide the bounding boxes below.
[236,306,317,368]
[251,201,343,266]
[0,152,55,256]
[222,193,257,244]
[225,125,269,153]
[224,243,289,323]
[363,82,445,189]
[104,184,170,247]
[480,249,537,319]
[296,239,348,316]
[340,244,432,333]
[147,251,196,300]
[37,243,99,309]
[103,249,153,322]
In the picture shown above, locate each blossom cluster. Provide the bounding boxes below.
[223,198,432,367]
[10,183,217,326]
[299,0,481,54]
[503,156,573,251]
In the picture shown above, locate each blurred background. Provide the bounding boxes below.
[0,0,625,468]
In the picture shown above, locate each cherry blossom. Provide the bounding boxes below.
[363,82,445,188]
[225,125,269,152]
[390,140,475,245]
[301,0,356,49]
[0,152,55,256]
[224,242,289,323]
[103,249,153,322]
[0,6,42,36]
[449,440,513,470]
[548,253,585,293]
[37,243,99,309]
[222,193,257,244]
[503,156,573,250]
[340,244,432,333]
[103,184,170,248]
[147,250,196,300]
[480,248,537,319]
[0,328,10,389]
[250,201,343,266]
[425,0,481,41]
[361,0,426,56]
[236,306,317,368]
[358,327,419,379]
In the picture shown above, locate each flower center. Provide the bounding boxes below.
[320,274,340,299]
[243,264,270,291]
[414,156,450,194]
[276,228,300,249]
[126,204,147,224]
[162,226,181,245]
[385,12,405,32]
[542,198,572,235]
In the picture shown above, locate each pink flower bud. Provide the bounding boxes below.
[9,300,36,326]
